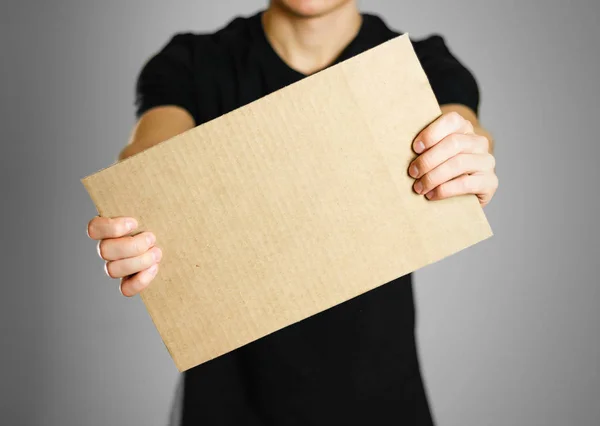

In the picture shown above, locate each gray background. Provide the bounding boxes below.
[1,0,598,425]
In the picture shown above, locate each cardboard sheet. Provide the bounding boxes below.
[82,34,492,372]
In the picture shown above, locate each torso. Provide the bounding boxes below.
[136,11,479,425]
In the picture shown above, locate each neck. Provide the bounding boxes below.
[262,2,362,75]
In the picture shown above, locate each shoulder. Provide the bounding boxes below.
[360,13,401,42]
[360,14,464,65]
[412,34,480,115]
[365,14,480,113]
[362,13,467,66]
[135,14,259,122]
[153,15,256,64]
[412,34,449,56]
[411,34,464,68]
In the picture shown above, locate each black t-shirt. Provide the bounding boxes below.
[135,11,479,426]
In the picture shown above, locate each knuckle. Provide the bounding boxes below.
[419,155,433,173]
[140,270,155,287]
[481,135,490,151]
[421,173,434,191]
[453,154,465,170]
[141,232,155,251]
[464,119,474,133]
[414,157,426,173]
[488,154,496,170]
[461,175,474,192]
[114,219,128,236]
[136,273,149,289]
[447,111,462,125]
[435,185,446,199]
[140,252,155,269]
[107,217,129,237]
[453,135,464,151]
[447,134,461,152]
[129,236,141,255]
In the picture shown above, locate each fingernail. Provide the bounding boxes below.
[146,233,156,247]
[152,248,162,262]
[125,218,137,231]
[147,264,158,276]
[414,141,425,154]
[409,164,419,178]
[426,191,434,199]
[414,180,423,194]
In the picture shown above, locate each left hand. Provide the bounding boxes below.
[408,111,498,207]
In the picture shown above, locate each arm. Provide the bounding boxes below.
[406,35,497,207]
[119,105,195,160]
[89,34,198,296]
[88,106,195,297]
[121,33,198,160]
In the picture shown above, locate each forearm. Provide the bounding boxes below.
[118,105,195,161]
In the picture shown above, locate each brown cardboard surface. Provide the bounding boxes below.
[82,34,492,372]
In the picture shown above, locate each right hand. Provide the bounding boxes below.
[87,216,162,297]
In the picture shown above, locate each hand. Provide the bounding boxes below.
[87,216,162,297]
[408,111,498,207]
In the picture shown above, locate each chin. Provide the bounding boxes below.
[274,0,353,18]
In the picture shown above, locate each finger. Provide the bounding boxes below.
[424,172,498,205]
[119,264,159,297]
[413,111,474,154]
[88,216,138,240]
[409,133,489,179]
[105,247,162,279]
[98,231,156,261]
[414,153,495,195]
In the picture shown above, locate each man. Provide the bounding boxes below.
[87,0,498,424]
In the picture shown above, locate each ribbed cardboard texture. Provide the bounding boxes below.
[82,34,492,372]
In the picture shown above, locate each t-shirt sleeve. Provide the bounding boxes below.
[134,33,198,123]
[414,35,480,116]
